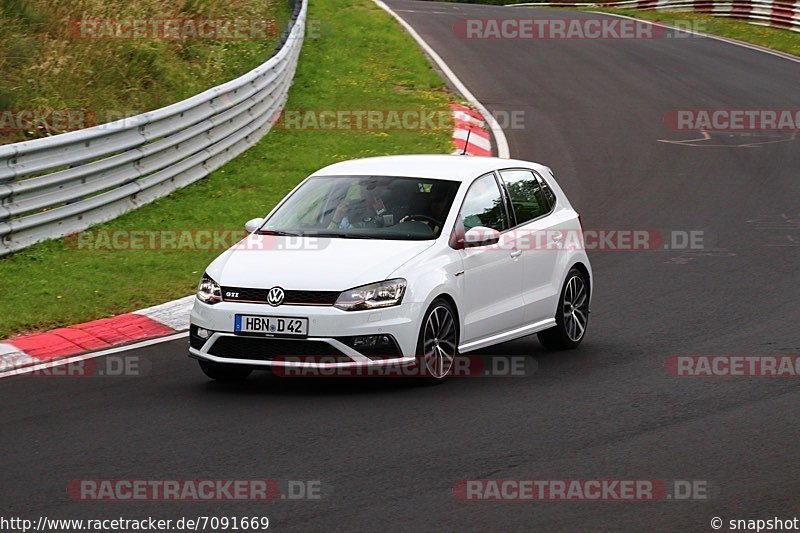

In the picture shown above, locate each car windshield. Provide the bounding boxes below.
[259,175,461,240]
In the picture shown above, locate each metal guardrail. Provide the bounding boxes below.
[0,0,307,256]
[511,0,800,32]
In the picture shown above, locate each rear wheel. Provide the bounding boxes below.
[415,298,459,384]
[198,360,253,381]
[537,268,590,350]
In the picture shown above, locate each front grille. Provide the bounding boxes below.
[286,290,340,305]
[221,286,339,306]
[208,336,350,363]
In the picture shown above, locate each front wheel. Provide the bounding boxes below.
[537,268,590,350]
[198,360,253,381]
[415,298,459,384]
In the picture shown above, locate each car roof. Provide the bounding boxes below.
[308,154,550,182]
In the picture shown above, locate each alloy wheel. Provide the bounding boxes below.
[562,275,589,342]
[422,305,457,379]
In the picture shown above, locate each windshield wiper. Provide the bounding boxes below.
[310,232,383,239]
[256,229,303,237]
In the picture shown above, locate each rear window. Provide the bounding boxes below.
[499,169,550,225]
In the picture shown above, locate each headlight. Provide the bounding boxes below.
[197,273,221,304]
[334,279,407,311]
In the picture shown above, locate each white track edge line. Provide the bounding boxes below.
[372,0,511,158]
[505,3,800,63]
[588,10,800,64]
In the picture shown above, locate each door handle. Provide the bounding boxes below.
[552,231,563,242]
[510,249,523,259]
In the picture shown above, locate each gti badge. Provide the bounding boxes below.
[267,287,285,306]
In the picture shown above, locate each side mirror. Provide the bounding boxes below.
[245,217,265,233]
[464,226,500,248]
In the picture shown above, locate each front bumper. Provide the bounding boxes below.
[189,298,422,368]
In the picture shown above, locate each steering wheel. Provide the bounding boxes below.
[399,214,442,227]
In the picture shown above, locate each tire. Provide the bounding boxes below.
[414,298,459,384]
[537,268,590,350]
[198,360,253,381]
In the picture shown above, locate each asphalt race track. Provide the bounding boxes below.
[2,2,799,530]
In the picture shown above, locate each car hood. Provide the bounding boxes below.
[206,235,434,291]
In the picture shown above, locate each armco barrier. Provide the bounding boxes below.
[510,0,800,33]
[0,0,307,256]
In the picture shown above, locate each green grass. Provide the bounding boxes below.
[0,0,291,143]
[590,8,800,57]
[0,0,454,339]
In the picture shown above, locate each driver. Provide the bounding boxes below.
[328,179,390,230]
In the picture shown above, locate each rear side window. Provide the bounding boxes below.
[537,171,557,209]
[499,169,549,225]
[460,173,509,232]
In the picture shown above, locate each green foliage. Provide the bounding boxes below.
[0,0,291,143]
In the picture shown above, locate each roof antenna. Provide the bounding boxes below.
[461,129,471,156]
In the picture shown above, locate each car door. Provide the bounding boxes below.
[498,169,562,325]
[456,172,525,345]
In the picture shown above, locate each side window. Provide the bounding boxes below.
[536,171,557,209]
[460,173,509,232]
[499,169,549,225]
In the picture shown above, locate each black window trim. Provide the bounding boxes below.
[497,167,557,231]
[533,168,558,212]
[491,170,514,231]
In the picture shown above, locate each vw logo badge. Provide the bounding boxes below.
[266,287,285,307]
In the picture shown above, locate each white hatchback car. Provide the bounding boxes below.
[189,155,591,382]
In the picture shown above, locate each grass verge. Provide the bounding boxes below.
[0,0,454,339]
[0,0,291,144]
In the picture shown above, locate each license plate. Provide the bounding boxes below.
[234,315,308,336]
